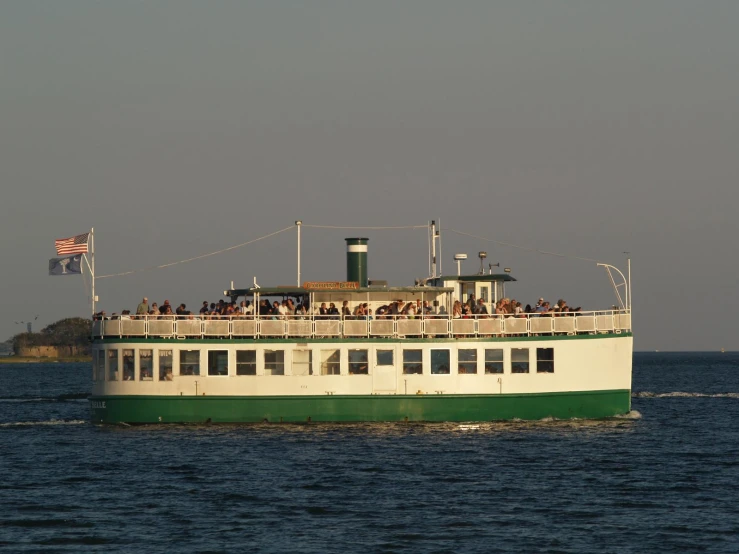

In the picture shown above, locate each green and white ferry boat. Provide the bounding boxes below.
[89,226,633,424]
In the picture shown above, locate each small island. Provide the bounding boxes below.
[1,317,92,363]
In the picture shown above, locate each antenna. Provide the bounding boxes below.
[477,251,487,275]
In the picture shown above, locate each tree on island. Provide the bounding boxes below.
[11,317,92,356]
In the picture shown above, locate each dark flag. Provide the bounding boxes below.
[49,255,83,276]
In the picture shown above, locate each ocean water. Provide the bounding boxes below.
[1,353,738,553]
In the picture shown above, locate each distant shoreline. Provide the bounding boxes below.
[0,356,91,364]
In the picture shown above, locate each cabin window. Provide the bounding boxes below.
[511,348,530,374]
[107,349,119,381]
[349,349,369,375]
[403,350,422,374]
[264,350,285,376]
[159,350,173,381]
[158,350,174,381]
[320,349,341,375]
[537,348,555,373]
[292,350,312,376]
[208,350,229,376]
[484,349,504,374]
[139,349,153,381]
[431,349,450,374]
[122,349,135,381]
[236,350,257,375]
[95,350,105,381]
[376,350,394,366]
[180,350,201,376]
[458,349,477,374]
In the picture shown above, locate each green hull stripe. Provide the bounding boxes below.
[90,390,631,424]
[95,332,632,345]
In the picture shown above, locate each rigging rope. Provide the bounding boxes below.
[95,221,605,281]
[302,224,427,230]
[97,225,295,279]
[446,228,603,264]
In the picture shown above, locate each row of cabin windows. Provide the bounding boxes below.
[399,348,551,374]
[95,347,554,381]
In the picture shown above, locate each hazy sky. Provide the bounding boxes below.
[1,1,737,351]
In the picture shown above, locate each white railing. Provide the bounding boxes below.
[92,310,632,340]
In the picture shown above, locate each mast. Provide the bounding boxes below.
[430,220,441,278]
[83,227,96,316]
[295,220,302,286]
[430,220,436,278]
[627,256,631,312]
[91,227,95,316]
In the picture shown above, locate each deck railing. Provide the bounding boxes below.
[92,310,632,340]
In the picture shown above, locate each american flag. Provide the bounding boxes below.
[55,232,90,255]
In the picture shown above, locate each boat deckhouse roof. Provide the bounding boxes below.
[431,274,517,284]
[226,285,455,298]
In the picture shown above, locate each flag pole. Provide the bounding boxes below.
[90,228,95,316]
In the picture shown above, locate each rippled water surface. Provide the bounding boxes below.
[1,353,738,553]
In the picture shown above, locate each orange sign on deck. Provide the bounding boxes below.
[302,281,360,290]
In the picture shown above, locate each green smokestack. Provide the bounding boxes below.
[345,238,369,287]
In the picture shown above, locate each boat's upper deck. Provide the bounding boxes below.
[93,309,631,341]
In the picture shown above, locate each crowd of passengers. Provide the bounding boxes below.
[94,295,582,321]
[451,295,582,318]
